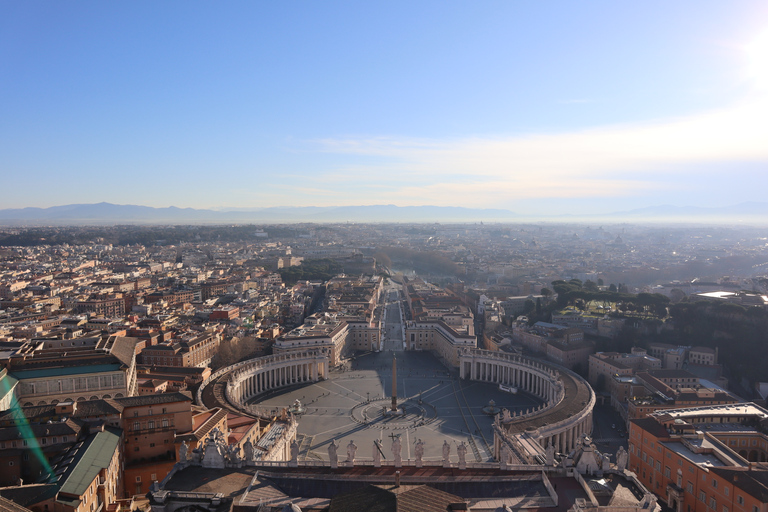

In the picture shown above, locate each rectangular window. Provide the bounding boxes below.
[710,498,716,509]
[724,488,729,497]
[712,480,718,488]
[737,496,744,505]
[723,507,729,512]
[665,467,671,478]
[700,492,706,503]
[687,482,694,494]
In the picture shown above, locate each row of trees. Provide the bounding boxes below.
[549,279,670,317]
[277,258,344,286]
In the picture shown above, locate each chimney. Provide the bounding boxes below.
[395,470,400,488]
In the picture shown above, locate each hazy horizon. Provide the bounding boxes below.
[2,2,768,214]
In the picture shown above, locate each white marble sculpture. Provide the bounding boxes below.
[243,440,254,462]
[179,441,188,463]
[546,443,555,466]
[616,446,628,471]
[373,440,382,467]
[392,436,402,467]
[415,439,425,468]
[328,439,338,469]
[457,441,467,470]
[346,440,357,466]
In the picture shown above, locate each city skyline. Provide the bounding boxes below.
[2,2,768,215]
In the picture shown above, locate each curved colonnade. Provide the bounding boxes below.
[459,348,595,457]
[197,350,330,415]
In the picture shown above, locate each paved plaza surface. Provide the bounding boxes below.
[249,350,544,464]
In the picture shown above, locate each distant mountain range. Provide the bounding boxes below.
[0,202,767,225]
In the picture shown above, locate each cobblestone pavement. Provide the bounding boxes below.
[250,350,543,463]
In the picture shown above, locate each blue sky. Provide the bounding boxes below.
[2,1,768,214]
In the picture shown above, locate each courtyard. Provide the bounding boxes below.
[248,350,544,463]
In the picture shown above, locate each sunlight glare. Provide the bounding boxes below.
[746,31,768,89]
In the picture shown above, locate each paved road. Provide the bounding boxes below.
[381,282,405,352]
[591,404,628,456]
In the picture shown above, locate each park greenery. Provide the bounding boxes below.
[508,279,767,385]
[277,258,344,286]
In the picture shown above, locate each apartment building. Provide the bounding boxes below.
[5,336,140,406]
[628,404,768,512]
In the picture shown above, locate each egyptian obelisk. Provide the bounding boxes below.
[391,355,397,412]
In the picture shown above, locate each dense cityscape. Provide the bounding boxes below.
[4,1,768,511]
[0,221,766,512]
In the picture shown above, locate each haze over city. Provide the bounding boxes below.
[2,1,768,219]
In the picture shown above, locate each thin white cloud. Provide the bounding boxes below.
[306,97,768,207]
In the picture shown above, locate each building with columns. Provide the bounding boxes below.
[459,348,595,461]
[197,350,329,415]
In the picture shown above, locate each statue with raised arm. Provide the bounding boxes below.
[442,440,451,468]
[328,439,338,468]
[373,440,382,467]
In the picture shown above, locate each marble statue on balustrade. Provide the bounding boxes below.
[328,439,338,468]
[571,434,602,476]
[373,440,382,467]
[546,443,555,466]
[243,440,254,463]
[289,440,299,467]
[502,409,512,423]
[346,440,357,467]
[414,439,425,468]
[202,428,228,469]
[230,445,242,466]
[457,442,468,470]
[178,441,188,464]
[602,453,611,472]
[191,447,202,465]
[392,436,402,467]
[616,446,628,471]
[442,440,451,468]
